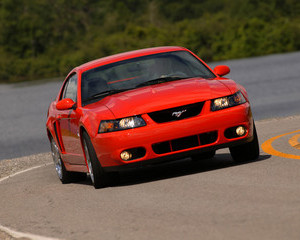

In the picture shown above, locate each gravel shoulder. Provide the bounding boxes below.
[0,153,52,179]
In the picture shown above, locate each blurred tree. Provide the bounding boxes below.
[0,0,299,82]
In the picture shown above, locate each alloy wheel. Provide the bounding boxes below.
[84,140,95,184]
[51,139,63,179]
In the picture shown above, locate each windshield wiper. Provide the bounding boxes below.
[83,88,133,103]
[136,76,189,87]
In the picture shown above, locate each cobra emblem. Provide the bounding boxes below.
[172,109,187,118]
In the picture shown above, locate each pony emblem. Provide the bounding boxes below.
[172,109,187,118]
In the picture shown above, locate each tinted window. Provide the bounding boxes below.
[81,51,215,104]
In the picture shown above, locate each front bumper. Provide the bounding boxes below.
[91,101,254,169]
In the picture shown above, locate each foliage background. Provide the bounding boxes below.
[0,0,299,82]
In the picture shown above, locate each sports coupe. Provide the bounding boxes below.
[46,46,259,188]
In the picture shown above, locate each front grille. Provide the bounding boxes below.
[148,102,204,123]
[152,131,218,155]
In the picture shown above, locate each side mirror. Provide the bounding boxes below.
[214,65,230,77]
[56,98,76,110]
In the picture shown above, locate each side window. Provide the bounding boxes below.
[62,74,77,102]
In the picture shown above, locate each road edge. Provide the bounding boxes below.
[0,224,62,240]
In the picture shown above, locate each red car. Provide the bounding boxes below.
[46,46,259,188]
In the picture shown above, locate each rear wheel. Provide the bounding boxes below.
[50,138,86,183]
[229,122,259,162]
[82,131,110,189]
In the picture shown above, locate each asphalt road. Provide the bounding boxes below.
[0,51,300,160]
[0,116,300,240]
[0,80,61,160]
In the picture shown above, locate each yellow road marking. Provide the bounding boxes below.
[288,134,300,149]
[261,130,300,159]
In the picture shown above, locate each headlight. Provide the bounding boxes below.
[99,116,146,133]
[211,91,246,111]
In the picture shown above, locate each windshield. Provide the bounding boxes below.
[81,50,215,105]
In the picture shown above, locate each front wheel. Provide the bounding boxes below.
[82,131,110,189]
[229,122,259,162]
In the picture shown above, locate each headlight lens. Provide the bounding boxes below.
[99,116,146,133]
[211,91,246,111]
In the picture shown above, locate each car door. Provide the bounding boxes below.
[57,73,84,165]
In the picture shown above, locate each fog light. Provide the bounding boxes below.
[120,151,132,161]
[236,126,246,136]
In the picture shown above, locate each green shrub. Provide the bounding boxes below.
[0,0,299,82]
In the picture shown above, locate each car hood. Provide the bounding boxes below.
[89,77,237,118]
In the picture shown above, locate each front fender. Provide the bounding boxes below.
[79,106,115,139]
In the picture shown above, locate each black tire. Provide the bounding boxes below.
[229,122,259,162]
[82,131,110,189]
[191,150,216,161]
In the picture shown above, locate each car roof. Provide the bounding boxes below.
[75,46,187,73]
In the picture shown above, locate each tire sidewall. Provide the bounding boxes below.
[82,131,108,188]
